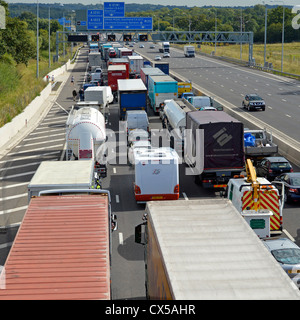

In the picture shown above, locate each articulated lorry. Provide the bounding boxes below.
[185,111,244,188]
[118,79,147,120]
[65,107,107,177]
[0,161,117,300]
[148,75,178,113]
[140,67,165,89]
[184,45,195,57]
[135,199,300,300]
[159,41,170,53]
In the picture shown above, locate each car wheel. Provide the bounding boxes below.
[262,107,265,111]
[285,192,292,204]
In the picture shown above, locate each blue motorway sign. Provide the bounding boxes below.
[104,17,153,30]
[87,9,103,30]
[104,2,125,17]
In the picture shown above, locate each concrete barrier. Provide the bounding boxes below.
[170,69,300,167]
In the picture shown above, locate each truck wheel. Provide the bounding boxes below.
[194,175,201,185]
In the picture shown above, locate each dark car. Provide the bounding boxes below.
[256,156,293,181]
[242,94,266,111]
[274,172,300,203]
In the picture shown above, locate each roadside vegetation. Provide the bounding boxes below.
[0,0,72,127]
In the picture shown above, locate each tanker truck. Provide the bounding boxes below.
[66,107,107,177]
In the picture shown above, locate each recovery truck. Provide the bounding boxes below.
[0,161,117,300]
[227,159,284,235]
[244,128,278,164]
[135,199,300,300]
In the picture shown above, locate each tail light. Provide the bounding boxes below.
[135,185,141,194]
[174,184,179,194]
[290,168,294,172]
[268,169,273,173]
[289,188,298,193]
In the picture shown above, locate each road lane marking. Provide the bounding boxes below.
[0,160,50,173]
[283,229,295,242]
[286,114,291,118]
[119,232,124,245]
[0,193,27,201]
[113,168,116,174]
[23,132,65,141]
[0,151,59,164]
[116,195,119,203]
[0,205,28,216]
[15,138,64,148]
[0,171,36,181]
[7,144,63,156]
[182,192,188,200]
[0,242,13,250]
[0,182,28,190]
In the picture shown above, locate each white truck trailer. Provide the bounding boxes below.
[84,86,108,116]
[66,107,107,177]
[135,198,300,300]
[127,55,144,77]
[88,51,101,69]
[27,160,95,202]
[184,45,195,57]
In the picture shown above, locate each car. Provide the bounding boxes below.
[163,52,170,58]
[263,238,300,289]
[274,172,300,203]
[150,44,155,49]
[154,55,161,61]
[256,156,293,181]
[242,94,266,111]
[198,106,217,111]
[139,44,144,48]
[129,44,134,47]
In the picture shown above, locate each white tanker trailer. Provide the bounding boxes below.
[66,107,107,177]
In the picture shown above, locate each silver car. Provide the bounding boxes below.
[242,94,266,111]
[263,238,300,289]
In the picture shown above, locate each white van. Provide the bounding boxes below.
[125,110,149,134]
[105,86,114,104]
[186,96,212,110]
[134,147,179,202]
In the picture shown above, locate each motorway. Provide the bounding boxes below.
[0,45,299,300]
[138,45,300,144]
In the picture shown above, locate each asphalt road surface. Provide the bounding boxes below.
[0,45,299,300]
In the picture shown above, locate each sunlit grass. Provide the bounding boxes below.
[174,42,300,75]
[0,48,75,127]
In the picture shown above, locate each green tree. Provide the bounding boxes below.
[2,17,35,65]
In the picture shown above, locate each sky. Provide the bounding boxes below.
[4,0,300,7]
